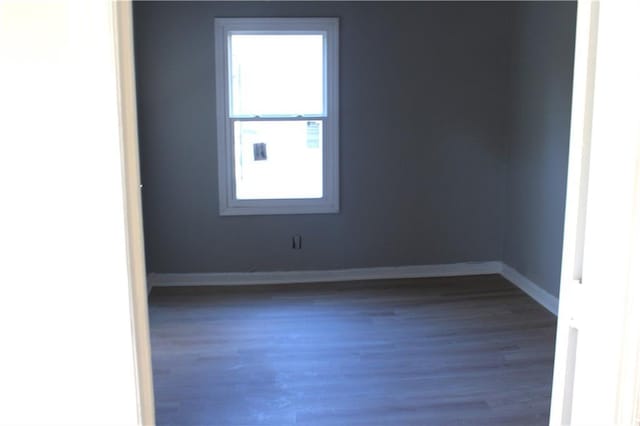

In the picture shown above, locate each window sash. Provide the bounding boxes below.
[226,31,328,118]
[229,117,326,201]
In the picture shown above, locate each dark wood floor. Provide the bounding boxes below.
[149,274,557,426]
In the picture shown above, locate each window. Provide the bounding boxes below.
[214,18,339,215]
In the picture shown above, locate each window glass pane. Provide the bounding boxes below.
[234,120,323,199]
[229,34,324,117]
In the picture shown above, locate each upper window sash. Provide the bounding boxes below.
[217,18,337,119]
[227,33,326,117]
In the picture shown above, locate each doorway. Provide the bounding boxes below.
[115,1,640,424]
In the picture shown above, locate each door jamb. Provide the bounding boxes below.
[112,2,155,424]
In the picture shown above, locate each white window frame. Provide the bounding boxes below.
[214,18,339,216]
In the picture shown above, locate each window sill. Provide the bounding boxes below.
[219,201,339,216]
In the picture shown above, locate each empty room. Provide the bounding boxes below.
[133,1,577,424]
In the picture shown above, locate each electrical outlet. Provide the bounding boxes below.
[292,235,302,249]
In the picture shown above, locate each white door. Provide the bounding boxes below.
[550,1,640,424]
[0,1,154,424]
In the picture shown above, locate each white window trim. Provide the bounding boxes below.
[214,17,340,216]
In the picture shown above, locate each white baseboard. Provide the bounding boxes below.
[500,263,559,315]
[148,261,502,287]
[147,260,558,316]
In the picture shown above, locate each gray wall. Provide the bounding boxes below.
[133,2,514,273]
[502,2,577,296]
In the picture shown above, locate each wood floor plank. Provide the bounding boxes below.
[149,274,556,425]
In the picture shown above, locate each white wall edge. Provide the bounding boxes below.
[148,261,502,287]
[500,263,559,315]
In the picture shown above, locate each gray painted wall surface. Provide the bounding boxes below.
[503,2,577,296]
[133,2,513,273]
